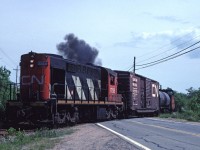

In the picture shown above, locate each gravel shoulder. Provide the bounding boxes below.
[52,123,139,150]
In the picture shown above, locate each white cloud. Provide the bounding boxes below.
[114,27,200,59]
[154,16,190,24]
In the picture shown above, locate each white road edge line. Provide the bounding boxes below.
[96,123,151,150]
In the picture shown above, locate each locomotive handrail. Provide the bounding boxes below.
[27,83,50,101]
[3,83,20,101]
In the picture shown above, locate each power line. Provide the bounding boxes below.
[136,34,200,64]
[0,47,16,67]
[136,46,200,70]
[128,41,200,71]
[136,40,200,67]
[0,58,14,69]
[127,65,133,71]
[126,31,200,71]
[136,31,200,60]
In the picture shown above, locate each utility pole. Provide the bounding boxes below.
[13,66,19,84]
[133,57,136,73]
[13,66,20,95]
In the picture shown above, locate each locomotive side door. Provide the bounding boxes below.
[51,68,65,99]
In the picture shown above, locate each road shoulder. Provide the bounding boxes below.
[51,123,139,150]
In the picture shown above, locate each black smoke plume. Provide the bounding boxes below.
[57,34,102,65]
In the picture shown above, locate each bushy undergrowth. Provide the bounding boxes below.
[160,111,200,122]
[160,87,200,122]
[0,127,74,150]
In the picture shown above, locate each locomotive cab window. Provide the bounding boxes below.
[110,75,115,85]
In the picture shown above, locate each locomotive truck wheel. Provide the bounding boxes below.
[69,107,79,125]
[106,108,111,120]
[51,114,58,128]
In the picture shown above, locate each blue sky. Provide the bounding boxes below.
[0,0,200,93]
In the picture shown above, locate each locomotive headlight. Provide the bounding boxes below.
[30,59,34,68]
[30,64,34,68]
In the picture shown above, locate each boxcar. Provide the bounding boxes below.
[115,71,160,116]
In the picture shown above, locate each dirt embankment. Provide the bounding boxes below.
[52,123,139,150]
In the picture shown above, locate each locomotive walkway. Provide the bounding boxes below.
[98,118,200,150]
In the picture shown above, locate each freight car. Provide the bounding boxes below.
[5,52,175,126]
[115,71,160,117]
[115,71,175,117]
[6,52,123,126]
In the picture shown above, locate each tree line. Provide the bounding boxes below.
[0,66,11,112]
[172,87,200,121]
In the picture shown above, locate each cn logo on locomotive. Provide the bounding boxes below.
[21,75,44,85]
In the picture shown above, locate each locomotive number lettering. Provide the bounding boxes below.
[37,61,48,66]
[22,75,44,85]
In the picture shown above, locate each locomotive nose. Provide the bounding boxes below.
[20,53,50,101]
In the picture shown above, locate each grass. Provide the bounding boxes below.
[159,111,200,122]
[0,127,74,150]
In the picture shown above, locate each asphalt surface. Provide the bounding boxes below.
[99,118,200,150]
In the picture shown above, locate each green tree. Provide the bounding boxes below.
[186,87,200,112]
[161,88,200,121]
[0,66,11,111]
[174,91,187,112]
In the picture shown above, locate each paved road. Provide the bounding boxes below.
[99,118,200,150]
